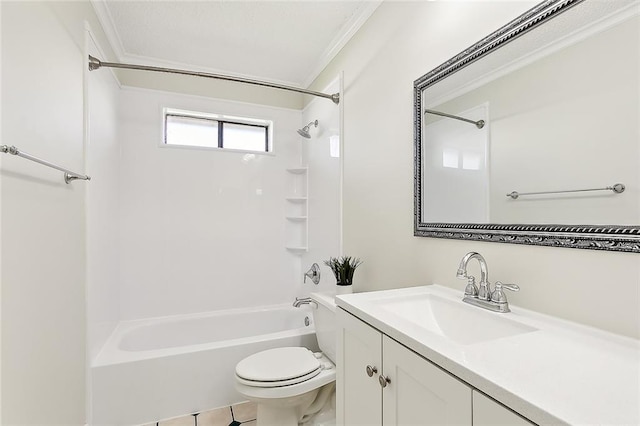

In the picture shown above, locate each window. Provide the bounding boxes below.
[164,108,270,152]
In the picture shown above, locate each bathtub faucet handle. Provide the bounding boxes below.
[304,263,321,285]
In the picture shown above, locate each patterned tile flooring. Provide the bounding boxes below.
[143,401,257,426]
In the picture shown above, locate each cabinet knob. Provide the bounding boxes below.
[379,374,391,388]
[366,365,378,377]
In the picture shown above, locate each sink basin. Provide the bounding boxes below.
[375,294,537,345]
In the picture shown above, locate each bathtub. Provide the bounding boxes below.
[91,304,318,426]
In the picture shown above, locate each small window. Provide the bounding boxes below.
[164,109,270,152]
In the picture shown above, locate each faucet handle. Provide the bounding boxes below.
[491,281,519,304]
[464,276,478,297]
[304,263,321,285]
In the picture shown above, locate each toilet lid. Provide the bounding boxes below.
[236,347,321,383]
[236,367,321,388]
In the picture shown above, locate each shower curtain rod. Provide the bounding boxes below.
[1,145,91,184]
[424,109,485,129]
[88,56,340,105]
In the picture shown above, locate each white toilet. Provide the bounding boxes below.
[235,292,336,426]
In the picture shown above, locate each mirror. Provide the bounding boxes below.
[414,0,640,252]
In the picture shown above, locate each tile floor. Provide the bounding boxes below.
[143,401,257,426]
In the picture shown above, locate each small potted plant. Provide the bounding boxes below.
[324,256,362,294]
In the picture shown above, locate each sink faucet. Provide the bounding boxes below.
[456,252,520,313]
[456,252,491,300]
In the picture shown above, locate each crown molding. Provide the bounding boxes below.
[90,0,380,91]
[90,0,304,89]
[303,0,383,88]
[90,0,125,60]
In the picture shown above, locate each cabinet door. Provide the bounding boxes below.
[336,308,383,426]
[382,336,472,425]
[473,391,535,426]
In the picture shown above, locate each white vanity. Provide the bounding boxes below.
[335,285,639,425]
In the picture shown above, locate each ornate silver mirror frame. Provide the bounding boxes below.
[413,0,640,253]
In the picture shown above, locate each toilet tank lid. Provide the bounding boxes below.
[310,292,336,312]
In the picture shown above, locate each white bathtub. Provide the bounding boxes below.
[91,304,318,426]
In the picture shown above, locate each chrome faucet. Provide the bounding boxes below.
[456,252,519,313]
[293,297,317,308]
[456,252,491,300]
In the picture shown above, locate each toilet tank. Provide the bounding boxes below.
[310,292,336,363]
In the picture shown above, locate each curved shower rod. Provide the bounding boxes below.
[424,109,485,129]
[88,56,340,105]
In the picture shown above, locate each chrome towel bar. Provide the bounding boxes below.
[1,145,91,184]
[507,183,625,199]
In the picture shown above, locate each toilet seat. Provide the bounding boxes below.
[235,347,322,388]
[236,352,336,400]
[236,367,321,387]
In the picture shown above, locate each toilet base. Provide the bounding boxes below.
[251,388,319,426]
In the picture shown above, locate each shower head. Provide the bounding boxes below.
[297,120,318,139]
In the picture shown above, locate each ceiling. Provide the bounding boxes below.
[92,0,382,88]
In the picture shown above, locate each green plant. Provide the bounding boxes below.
[324,256,363,286]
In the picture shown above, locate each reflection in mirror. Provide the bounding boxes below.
[414,0,640,252]
[424,104,489,223]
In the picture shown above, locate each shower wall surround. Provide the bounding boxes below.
[86,32,122,362]
[300,78,343,291]
[117,88,304,320]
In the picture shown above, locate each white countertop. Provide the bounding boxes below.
[336,284,640,425]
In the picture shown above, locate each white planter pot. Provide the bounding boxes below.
[336,285,353,295]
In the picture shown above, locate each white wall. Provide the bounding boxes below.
[301,77,343,293]
[1,2,87,423]
[85,30,122,362]
[0,1,3,418]
[116,70,304,111]
[423,104,489,223]
[311,0,640,339]
[117,88,303,320]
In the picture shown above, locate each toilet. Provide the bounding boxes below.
[235,292,336,426]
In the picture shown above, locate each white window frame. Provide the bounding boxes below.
[161,107,273,154]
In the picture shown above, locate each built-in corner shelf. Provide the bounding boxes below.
[286,216,307,221]
[286,167,308,174]
[285,246,308,254]
[285,167,308,254]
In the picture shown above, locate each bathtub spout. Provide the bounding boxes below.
[293,297,317,308]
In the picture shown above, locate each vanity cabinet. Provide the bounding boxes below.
[337,308,472,425]
[472,392,535,426]
[336,284,638,425]
[337,306,382,425]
